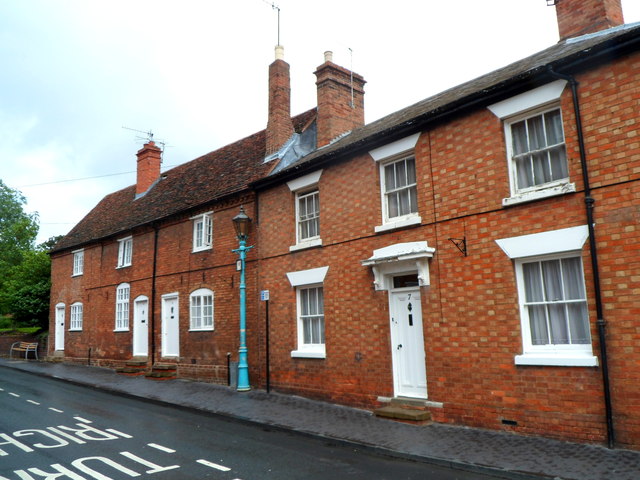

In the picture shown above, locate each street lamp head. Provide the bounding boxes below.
[232,205,252,241]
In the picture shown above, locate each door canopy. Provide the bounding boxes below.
[362,241,435,291]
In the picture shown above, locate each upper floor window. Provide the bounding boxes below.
[297,190,320,243]
[487,80,576,206]
[117,237,132,268]
[192,212,213,252]
[70,302,83,331]
[508,108,568,193]
[496,225,597,367]
[287,170,323,251]
[115,283,130,331]
[190,288,214,331]
[370,133,422,233]
[382,155,417,221]
[72,249,84,276]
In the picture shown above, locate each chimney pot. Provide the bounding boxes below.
[324,51,333,63]
[275,45,285,60]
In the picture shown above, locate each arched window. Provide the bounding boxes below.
[190,288,214,331]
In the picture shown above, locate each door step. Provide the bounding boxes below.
[145,364,177,380]
[374,397,432,423]
[116,360,148,376]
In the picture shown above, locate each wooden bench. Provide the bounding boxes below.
[9,342,39,360]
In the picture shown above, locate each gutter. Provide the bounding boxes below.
[547,66,615,449]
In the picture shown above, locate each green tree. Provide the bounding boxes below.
[0,180,38,275]
[0,179,41,319]
[2,249,51,329]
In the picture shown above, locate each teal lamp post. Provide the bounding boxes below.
[232,206,253,391]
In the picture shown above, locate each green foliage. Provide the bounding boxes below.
[1,250,51,329]
[0,180,50,329]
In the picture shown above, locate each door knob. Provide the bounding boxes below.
[397,344,403,350]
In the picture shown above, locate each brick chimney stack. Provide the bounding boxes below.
[555,0,624,41]
[314,51,366,148]
[136,141,162,196]
[266,45,294,156]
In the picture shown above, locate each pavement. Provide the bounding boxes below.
[1,358,639,480]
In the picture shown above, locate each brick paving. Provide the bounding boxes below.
[1,358,639,480]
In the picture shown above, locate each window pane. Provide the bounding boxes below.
[528,305,549,345]
[568,303,590,344]
[515,156,534,189]
[384,163,396,191]
[532,151,551,185]
[548,304,569,344]
[549,146,568,180]
[511,121,528,155]
[562,257,585,300]
[544,110,564,145]
[541,260,562,302]
[527,115,545,150]
[387,192,399,218]
[395,160,407,188]
[406,158,416,184]
[523,262,543,302]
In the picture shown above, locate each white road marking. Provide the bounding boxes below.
[48,407,64,413]
[107,428,133,438]
[9,392,20,397]
[148,443,175,453]
[73,416,91,423]
[197,459,231,472]
[27,400,40,405]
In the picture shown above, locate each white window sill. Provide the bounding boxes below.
[68,329,83,332]
[116,264,132,269]
[291,349,326,359]
[503,182,576,207]
[375,215,422,233]
[289,238,322,252]
[113,328,130,333]
[71,273,83,278]
[189,327,214,332]
[515,353,598,367]
[192,246,212,253]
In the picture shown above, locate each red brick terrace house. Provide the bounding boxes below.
[252,0,640,449]
[50,0,640,449]
[48,44,329,383]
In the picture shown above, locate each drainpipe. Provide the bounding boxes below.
[150,223,159,366]
[548,66,614,448]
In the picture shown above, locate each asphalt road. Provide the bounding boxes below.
[0,368,505,479]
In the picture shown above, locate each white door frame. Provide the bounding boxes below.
[54,303,65,351]
[389,286,427,399]
[161,293,179,357]
[133,296,149,357]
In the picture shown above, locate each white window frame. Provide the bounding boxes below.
[286,266,329,358]
[192,212,213,252]
[287,170,323,251]
[72,249,84,276]
[117,236,133,268]
[496,226,597,367]
[370,133,422,232]
[115,283,130,331]
[69,302,83,331]
[296,189,320,244]
[189,288,214,331]
[487,80,576,206]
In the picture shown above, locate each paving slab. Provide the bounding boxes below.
[1,358,639,480]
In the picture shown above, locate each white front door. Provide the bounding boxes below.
[161,295,179,357]
[55,304,65,351]
[390,289,427,398]
[133,297,149,357]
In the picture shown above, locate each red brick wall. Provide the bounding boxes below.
[49,197,261,385]
[256,51,640,448]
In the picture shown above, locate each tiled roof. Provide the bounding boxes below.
[53,109,316,253]
[258,22,640,185]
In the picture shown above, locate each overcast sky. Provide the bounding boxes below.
[2,0,640,245]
